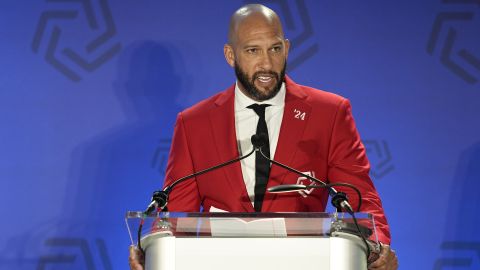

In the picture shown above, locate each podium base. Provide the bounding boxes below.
[143,233,367,270]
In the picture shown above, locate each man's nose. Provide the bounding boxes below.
[257,52,273,70]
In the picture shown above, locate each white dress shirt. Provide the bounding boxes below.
[234,82,286,204]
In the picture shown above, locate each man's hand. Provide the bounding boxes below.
[368,244,398,270]
[129,245,145,270]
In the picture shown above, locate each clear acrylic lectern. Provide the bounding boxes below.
[126,212,378,270]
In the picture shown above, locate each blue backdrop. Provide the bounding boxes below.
[1,0,479,269]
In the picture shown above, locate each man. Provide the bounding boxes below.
[130,4,398,270]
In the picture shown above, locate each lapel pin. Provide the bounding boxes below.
[293,109,306,120]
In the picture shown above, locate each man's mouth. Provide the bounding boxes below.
[257,76,273,83]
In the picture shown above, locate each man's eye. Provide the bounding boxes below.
[246,48,258,54]
[271,46,282,52]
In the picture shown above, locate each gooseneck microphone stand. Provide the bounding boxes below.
[251,133,373,259]
[137,144,257,252]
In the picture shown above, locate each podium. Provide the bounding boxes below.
[126,212,378,270]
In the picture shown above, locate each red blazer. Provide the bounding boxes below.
[163,76,391,244]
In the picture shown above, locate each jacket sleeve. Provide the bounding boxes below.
[162,112,202,212]
[327,98,391,244]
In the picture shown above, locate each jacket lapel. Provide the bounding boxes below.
[262,76,312,211]
[209,86,255,212]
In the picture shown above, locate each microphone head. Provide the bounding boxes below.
[144,190,169,214]
[152,190,168,207]
[251,133,268,149]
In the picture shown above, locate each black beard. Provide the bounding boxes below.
[234,62,286,101]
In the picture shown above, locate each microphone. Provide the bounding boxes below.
[144,190,169,215]
[143,143,256,215]
[251,133,268,150]
[139,138,257,253]
[268,184,357,214]
[251,133,357,214]
[251,133,373,259]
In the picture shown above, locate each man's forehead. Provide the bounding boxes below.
[237,14,277,30]
[238,30,284,48]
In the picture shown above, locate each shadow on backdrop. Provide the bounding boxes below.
[65,40,185,222]
[0,41,188,270]
[61,40,186,268]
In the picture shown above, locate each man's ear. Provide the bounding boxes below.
[284,39,290,60]
[224,44,235,67]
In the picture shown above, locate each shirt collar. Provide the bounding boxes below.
[234,81,286,111]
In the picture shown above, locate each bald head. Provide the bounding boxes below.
[227,4,284,46]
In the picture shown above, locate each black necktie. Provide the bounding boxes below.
[247,104,271,212]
